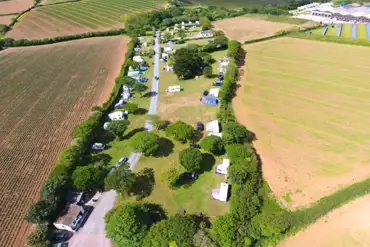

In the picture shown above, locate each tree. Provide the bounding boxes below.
[104,163,135,196]
[165,120,196,143]
[107,120,129,140]
[143,215,197,247]
[131,132,160,156]
[123,102,138,114]
[230,185,261,221]
[57,145,82,167]
[193,229,217,247]
[212,214,240,247]
[228,165,250,185]
[127,60,140,69]
[223,121,253,144]
[105,203,153,247]
[178,29,186,40]
[200,17,211,31]
[203,66,213,78]
[153,118,170,130]
[27,223,49,247]
[200,136,224,155]
[249,212,291,238]
[72,165,105,191]
[161,165,181,188]
[164,32,172,40]
[173,48,204,79]
[202,54,214,65]
[26,200,57,224]
[132,82,148,96]
[179,147,202,172]
[40,175,69,203]
[227,40,242,62]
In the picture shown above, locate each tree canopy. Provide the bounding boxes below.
[179,147,203,172]
[26,199,57,224]
[212,214,240,247]
[107,120,129,140]
[105,203,153,247]
[40,175,69,202]
[200,136,224,155]
[173,48,204,79]
[123,102,138,114]
[223,121,253,144]
[165,120,196,143]
[72,165,105,191]
[104,163,135,196]
[161,165,181,189]
[131,131,160,156]
[143,215,197,247]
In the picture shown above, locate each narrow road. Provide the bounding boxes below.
[69,190,117,247]
[148,33,160,115]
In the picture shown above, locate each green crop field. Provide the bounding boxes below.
[190,0,283,8]
[7,0,164,39]
[313,23,370,40]
[0,36,129,247]
[236,37,370,208]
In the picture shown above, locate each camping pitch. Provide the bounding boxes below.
[201,97,219,106]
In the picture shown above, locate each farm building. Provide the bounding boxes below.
[54,204,84,232]
[211,182,229,202]
[216,159,230,175]
[108,111,128,120]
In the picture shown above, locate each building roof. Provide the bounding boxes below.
[55,204,82,226]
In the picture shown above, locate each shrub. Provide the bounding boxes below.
[107,120,129,140]
[123,102,138,113]
[131,132,160,156]
[26,223,49,247]
[203,66,213,78]
[153,119,170,130]
[222,121,253,144]
[161,165,181,189]
[105,163,135,196]
[165,120,196,143]
[72,165,106,191]
[200,136,224,155]
[179,147,202,172]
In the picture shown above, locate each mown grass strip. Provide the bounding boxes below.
[357,24,368,40]
[39,8,100,28]
[76,2,140,15]
[63,4,128,20]
[36,9,87,28]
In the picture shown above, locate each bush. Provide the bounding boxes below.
[131,132,160,156]
[123,102,138,113]
[173,48,204,79]
[105,163,135,196]
[153,118,170,130]
[179,147,202,172]
[203,66,213,78]
[26,200,57,224]
[222,121,253,144]
[161,165,181,189]
[212,214,240,247]
[165,120,196,143]
[200,136,224,155]
[72,165,106,191]
[107,120,129,140]
[27,223,49,247]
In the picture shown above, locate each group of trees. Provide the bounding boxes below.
[173,48,204,79]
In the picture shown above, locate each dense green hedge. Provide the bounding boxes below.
[0,29,126,50]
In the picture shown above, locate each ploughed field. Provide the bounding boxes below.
[0,0,34,15]
[0,36,128,247]
[6,0,163,39]
[190,0,283,8]
[234,37,370,208]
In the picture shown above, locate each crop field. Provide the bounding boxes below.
[0,36,128,247]
[279,194,370,247]
[0,15,15,25]
[234,37,370,208]
[6,0,164,39]
[0,0,34,15]
[190,0,283,8]
[313,23,370,40]
[213,16,295,42]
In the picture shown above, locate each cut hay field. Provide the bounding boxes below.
[0,36,128,247]
[213,16,295,43]
[0,0,34,15]
[279,194,370,247]
[6,0,163,39]
[234,37,370,208]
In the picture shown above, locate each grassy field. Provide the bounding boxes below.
[234,37,370,208]
[244,14,309,25]
[190,0,283,8]
[213,16,295,42]
[7,0,164,39]
[313,24,370,40]
[0,36,129,247]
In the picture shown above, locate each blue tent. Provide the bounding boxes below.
[201,97,219,106]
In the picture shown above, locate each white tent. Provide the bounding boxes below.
[215,159,230,175]
[133,56,144,63]
[211,182,229,202]
[164,46,173,52]
[162,53,169,59]
[209,88,220,98]
[108,111,127,121]
[205,120,220,133]
[166,85,181,92]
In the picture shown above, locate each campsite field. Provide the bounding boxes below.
[313,23,370,40]
[0,0,34,15]
[212,16,295,42]
[279,194,370,247]
[234,37,370,208]
[6,0,163,39]
[0,36,129,247]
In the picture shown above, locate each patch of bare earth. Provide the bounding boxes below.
[0,15,14,25]
[213,17,295,42]
[233,38,370,208]
[279,194,370,247]
[0,36,128,247]
[0,0,34,15]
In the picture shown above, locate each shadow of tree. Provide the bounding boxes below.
[133,168,155,200]
[123,127,146,140]
[143,91,157,98]
[175,175,196,188]
[199,153,215,174]
[144,203,167,222]
[154,137,174,157]
[134,108,148,115]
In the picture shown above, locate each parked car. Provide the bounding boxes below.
[115,157,128,167]
[52,231,69,241]
[91,143,105,151]
[190,143,201,149]
[182,172,198,180]
[138,77,148,83]
[196,122,204,131]
[203,90,209,96]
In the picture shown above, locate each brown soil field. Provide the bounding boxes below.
[0,15,14,25]
[279,194,370,247]
[213,17,295,42]
[0,0,34,15]
[233,37,370,208]
[0,36,129,247]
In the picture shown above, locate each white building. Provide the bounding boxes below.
[211,182,229,202]
[108,111,127,121]
[215,159,230,175]
[54,205,84,232]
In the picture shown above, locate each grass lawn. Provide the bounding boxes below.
[313,24,370,40]
[357,24,368,40]
[237,37,370,207]
[341,23,352,38]
[244,14,309,24]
